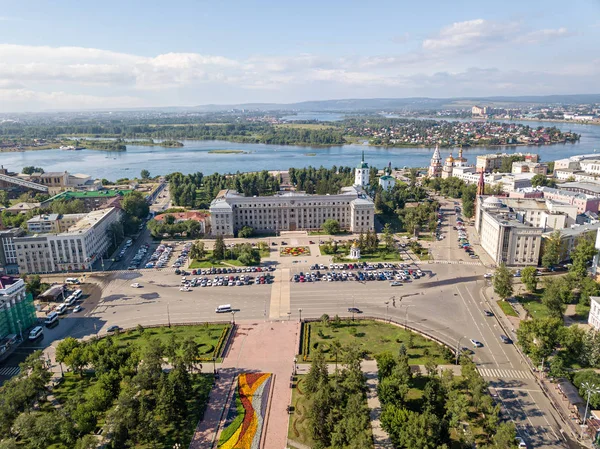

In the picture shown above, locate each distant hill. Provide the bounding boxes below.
[193,94,600,112]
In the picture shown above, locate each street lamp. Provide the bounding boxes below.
[298,308,303,322]
[384,301,390,323]
[580,382,600,438]
[16,319,22,341]
[167,300,171,328]
[287,312,291,321]
[455,336,466,365]
[212,356,217,375]
[231,310,236,325]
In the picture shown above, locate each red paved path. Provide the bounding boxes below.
[189,320,299,449]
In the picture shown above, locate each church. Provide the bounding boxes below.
[429,146,468,179]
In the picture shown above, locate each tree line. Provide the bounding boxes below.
[377,349,518,448]
[0,329,213,448]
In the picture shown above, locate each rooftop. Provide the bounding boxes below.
[544,222,600,238]
[28,214,60,223]
[64,208,116,234]
[561,182,600,195]
[0,275,20,290]
[155,211,209,222]
[48,189,131,201]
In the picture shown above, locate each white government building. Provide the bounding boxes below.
[13,207,122,274]
[210,155,375,236]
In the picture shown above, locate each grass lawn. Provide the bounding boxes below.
[321,244,405,262]
[574,302,591,321]
[517,295,550,320]
[308,230,350,236]
[189,250,245,268]
[112,324,231,361]
[496,300,518,317]
[302,320,452,365]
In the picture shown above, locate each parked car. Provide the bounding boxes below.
[347,307,362,314]
[500,335,512,344]
[483,310,494,317]
[470,339,483,348]
[131,283,141,288]
[107,325,121,333]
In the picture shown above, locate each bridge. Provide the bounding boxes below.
[0,173,48,193]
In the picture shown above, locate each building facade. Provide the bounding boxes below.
[378,175,395,191]
[354,152,370,188]
[588,296,600,331]
[210,187,374,236]
[0,276,36,343]
[14,207,121,274]
[26,213,86,234]
[0,228,25,274]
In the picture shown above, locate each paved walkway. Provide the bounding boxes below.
[269,268,291,319]
[189,321,299,449]
[365,371,394,449]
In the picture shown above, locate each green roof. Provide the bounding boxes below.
[48,189,131,201]
[380,175,394,181]
[357,162,369,169]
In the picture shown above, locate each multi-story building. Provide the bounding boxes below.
[14,207,121,273]
[0,229,25,274]
[512,161,548,175]
[560,181,600,197]
[0,276,36,344]
[210,156,375,236]
[210,187,374,236]
[476,153,539,173]
[475,196,543,266]
[41,189,131,213]
[588,296,600,331]
[542,222,600,264]
[378,175,395,191]
[26,213,86,234]
[538,187,600,214]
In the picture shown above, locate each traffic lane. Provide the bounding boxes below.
[456,283,518,370]
[91,281,272,330]
[492,383,564,449]
[289,282,477,347]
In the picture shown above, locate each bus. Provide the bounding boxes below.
[44,311,59,326]
[56,303,68,315]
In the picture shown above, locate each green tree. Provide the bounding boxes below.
[122,191,150,219]
[22,166,44,175]
[521,266,538,293]
[382,223,395,253]
[189,240,206,261]
[140,169,150,179]
[213,235,225,260]
[493,263,513,300]
[237,244,261,266]
[237,226,254,238]
[491,422,519,448]
[305,350,328,396]
[517,317,563,364]
[55,337,88,375]
[74,435,99,449]
[0,190,9,207]
[541,277,569,318]
[531,174,551,187]
[322,219,341,235]
[570,234,597,280]
[541,230,562,268]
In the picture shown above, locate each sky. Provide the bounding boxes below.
[0,0,599,111]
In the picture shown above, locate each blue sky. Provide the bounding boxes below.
[0,0,598,111]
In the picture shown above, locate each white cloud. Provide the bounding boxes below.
[422,19,519,52]
[516,27,572,44]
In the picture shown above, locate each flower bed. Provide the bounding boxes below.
[280,246,311,257]
[218,373,272,449]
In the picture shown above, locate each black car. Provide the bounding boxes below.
[484,310,494,317]
[500,335,512,344]
[347,307,362,313]
[107,325,121,333]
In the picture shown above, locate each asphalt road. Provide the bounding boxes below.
[0,197,580,448]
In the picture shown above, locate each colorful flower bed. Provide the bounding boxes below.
[280,246,310,257]
[218,373,272,449]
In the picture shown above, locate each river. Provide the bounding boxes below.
[0,118,598,179]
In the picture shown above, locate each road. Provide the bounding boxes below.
[0,196,581,448]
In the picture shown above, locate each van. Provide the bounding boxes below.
[56,303,68,315]
[28,326,43,340]
[72,289,83,299]
[215,304,232,313]
[66,278,80,285]
[65,295,76,306]
[44,311,59,326]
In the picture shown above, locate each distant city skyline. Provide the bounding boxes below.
[0,0,599,112]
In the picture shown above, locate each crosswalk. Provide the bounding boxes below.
[0,366,20,377]
[478,368,534,380]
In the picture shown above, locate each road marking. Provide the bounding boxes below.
[478,368,534,379]
[0,366,20,376]
[455,286,499,365]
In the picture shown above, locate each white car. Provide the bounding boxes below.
[179,286,191,292]
[131,283,141,288]
[73,305,83,313]
[470,339,483,348]
[483,273,493,279]
[516,436,527,448]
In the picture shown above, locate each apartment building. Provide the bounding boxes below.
[41,189,131,213]
[26,213,86,234]
[589,296,600,331]
[476,153,539,173]
[543,222,600,264]
[0,229,25,274]
[538,187,600,214]
[512,161,548,175]
[0,276,36,345]
[14,207,121,274]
